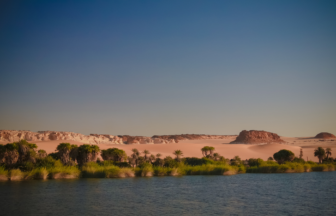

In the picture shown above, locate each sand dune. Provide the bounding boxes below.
[1,136,335,162]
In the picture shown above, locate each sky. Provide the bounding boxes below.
[0,0,335,137]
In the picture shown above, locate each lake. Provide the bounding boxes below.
[1,172,336,216]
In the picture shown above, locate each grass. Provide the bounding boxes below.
[0,161,335,181]
[246,162,336,173]
[8,169,24,181]
[81,162,135,178]
[49,166,80,179]
[0,166,8,181]
[311,164,335,172]
[182,164,237,175]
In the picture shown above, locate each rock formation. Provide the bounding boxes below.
[0,130,233,145]
[315,132,336,139]
[230,130,284,144]
[0,130,124,145]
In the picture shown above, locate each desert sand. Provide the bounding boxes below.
[2,136,335,162]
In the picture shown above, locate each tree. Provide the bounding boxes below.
[143,150,150,160]
[163,156,179,168]
[299,148,303,159]
[267,157,274,161]
[273,149,295,164]
[0,140,38,168]
[128,156,136,167]
[201,146,215,157]
[208,147,215,157]
[156,153,162,159]
[149,154,156,163]
[56,143,73,164]
[131,149,140,166]
[326,148,332,159]
[173,150,183,161]
[314,147,326,164]
[0,143,19,167]
[101,148,127,162]
[17,140,37,163]
[230,156,242,166]
[77,144,100,166]
[38,150,47,158]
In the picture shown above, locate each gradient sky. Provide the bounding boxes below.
[0,0,335,137]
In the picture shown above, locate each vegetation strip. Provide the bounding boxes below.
[0,140,335,181]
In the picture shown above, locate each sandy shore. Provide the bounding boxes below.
[1,137,335,162]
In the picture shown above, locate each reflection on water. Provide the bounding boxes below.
[1,172,336,216]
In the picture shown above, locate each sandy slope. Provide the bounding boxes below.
[1,136,335,162]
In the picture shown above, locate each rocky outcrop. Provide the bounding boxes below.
[152,134,234,142]
[0,130,233,145]
[230,130,284,144]
[315,132,336,139]
[0,130,124,144]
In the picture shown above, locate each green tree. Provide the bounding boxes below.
[56,143,73,164]
[0,143,19,167]
[273,149,295,164]
[131,149,140,166]
[77,144,100,166]
[38,150,47,158]
[148,154,155,163]
[173,150,183,161]
[143,150,150,160]
[101,148,127,162]
[201,146,215,157]
[314,147,326,164]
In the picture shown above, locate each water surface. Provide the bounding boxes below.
[1,172,336,216]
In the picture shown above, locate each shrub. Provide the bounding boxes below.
[153,166,170,176]
[293,157,305,164]
[138,163,153,177]
[163,156,179,168]
[273,149,295,164]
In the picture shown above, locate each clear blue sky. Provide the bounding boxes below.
[1,0,335,137]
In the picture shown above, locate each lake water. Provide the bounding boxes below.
[1,172,336,216]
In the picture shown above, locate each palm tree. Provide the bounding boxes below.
[201,146,215,157]
[128,156,136,167]
[143,150,150,160]
[149,154,156,163]
[314,147,326,164]
[201,146,209,157]
[131,149,140,166]
[208,147,215,156]
[299,148,303,159]
[56,143,73,164]
[156,153,162,159]
[326,148,332,159]
[77,144,100,166]
[173,150,183,161]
